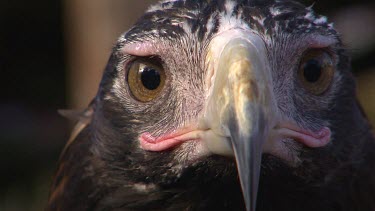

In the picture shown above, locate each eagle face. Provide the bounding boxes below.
[48,0,375,211]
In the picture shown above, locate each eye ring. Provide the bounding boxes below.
[298,49,335,95]
[127,57,166,102]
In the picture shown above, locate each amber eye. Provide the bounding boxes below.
[127,59,166,102]
[298,49,335,95]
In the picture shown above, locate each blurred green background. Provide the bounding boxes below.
[0,0,374,210]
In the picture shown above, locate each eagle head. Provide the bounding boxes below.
[48,1,375,210]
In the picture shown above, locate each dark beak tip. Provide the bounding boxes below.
[231,130,264,211]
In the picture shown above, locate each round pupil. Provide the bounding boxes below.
[303,59,322,83]
[140,66,161,90]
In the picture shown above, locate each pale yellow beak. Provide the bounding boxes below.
[200,31,275,211]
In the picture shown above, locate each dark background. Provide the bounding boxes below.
[0,1,66,210]
[0,0,374,210]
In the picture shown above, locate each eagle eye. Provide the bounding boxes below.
[298,49,335,95]
[127,58,166,102]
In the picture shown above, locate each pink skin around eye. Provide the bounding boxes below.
[122,42,158,57]
[305,34,337,49]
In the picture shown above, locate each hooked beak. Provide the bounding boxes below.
[201,31,274,211]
